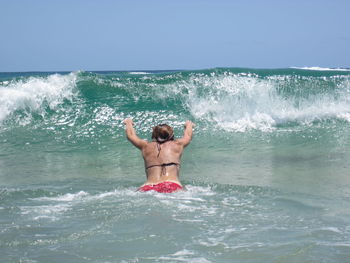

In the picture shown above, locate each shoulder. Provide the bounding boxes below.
[173,139,186,148]
[133,138,149,150]
[141,141,155,150]
[174,136,191,147]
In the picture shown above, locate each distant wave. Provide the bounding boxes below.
[128,71,151,75]
[291,66,350,71]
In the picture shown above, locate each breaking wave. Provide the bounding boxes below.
[1,68,350,133]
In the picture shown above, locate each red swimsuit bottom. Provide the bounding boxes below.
[139,181,183,193]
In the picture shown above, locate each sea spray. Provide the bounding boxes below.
[0,72,78,124]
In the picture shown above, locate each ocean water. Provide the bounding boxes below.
[1,68,350,262]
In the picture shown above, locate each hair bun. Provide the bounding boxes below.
[152,124,174,143]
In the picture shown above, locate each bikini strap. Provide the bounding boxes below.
[146,162,180,170]
[157,142,161,157]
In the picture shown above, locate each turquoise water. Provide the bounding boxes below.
[1,68,350,262]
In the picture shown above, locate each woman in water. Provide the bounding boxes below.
[123,119,193,193]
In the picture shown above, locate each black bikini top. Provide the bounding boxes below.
[146,162,180,175]
[146,162,180,170]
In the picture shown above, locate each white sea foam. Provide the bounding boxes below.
[152,249,212,263]
[337,112,350,122]
[128,71,151,75]
[319,227,342,233]
[24,186,215,223]
[291,66,350,71]
[32,188,142,203]
[33,191,89,202]
[21,204,71,221]
[181,73,350,132]
[0,72,78,123]
[25,190,126,221]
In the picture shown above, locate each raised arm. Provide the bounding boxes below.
[177,120,193,147]
[123,119,147,150]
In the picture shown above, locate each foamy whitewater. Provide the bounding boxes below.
[1,68,350,262]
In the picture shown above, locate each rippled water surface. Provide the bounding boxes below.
[1,68,350,262]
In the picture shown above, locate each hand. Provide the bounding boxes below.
[184,120,194,128]
[123,118,134,126]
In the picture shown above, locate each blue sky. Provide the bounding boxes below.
[1,0,349,71]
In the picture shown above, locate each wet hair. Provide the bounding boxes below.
[152,124,174,143]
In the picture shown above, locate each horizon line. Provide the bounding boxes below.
[1,66,350,74]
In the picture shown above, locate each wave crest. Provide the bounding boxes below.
[184,72,350,131]
[0,72,78,124]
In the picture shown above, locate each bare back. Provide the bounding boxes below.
[123,119,193,187]
[142,141,184,185]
